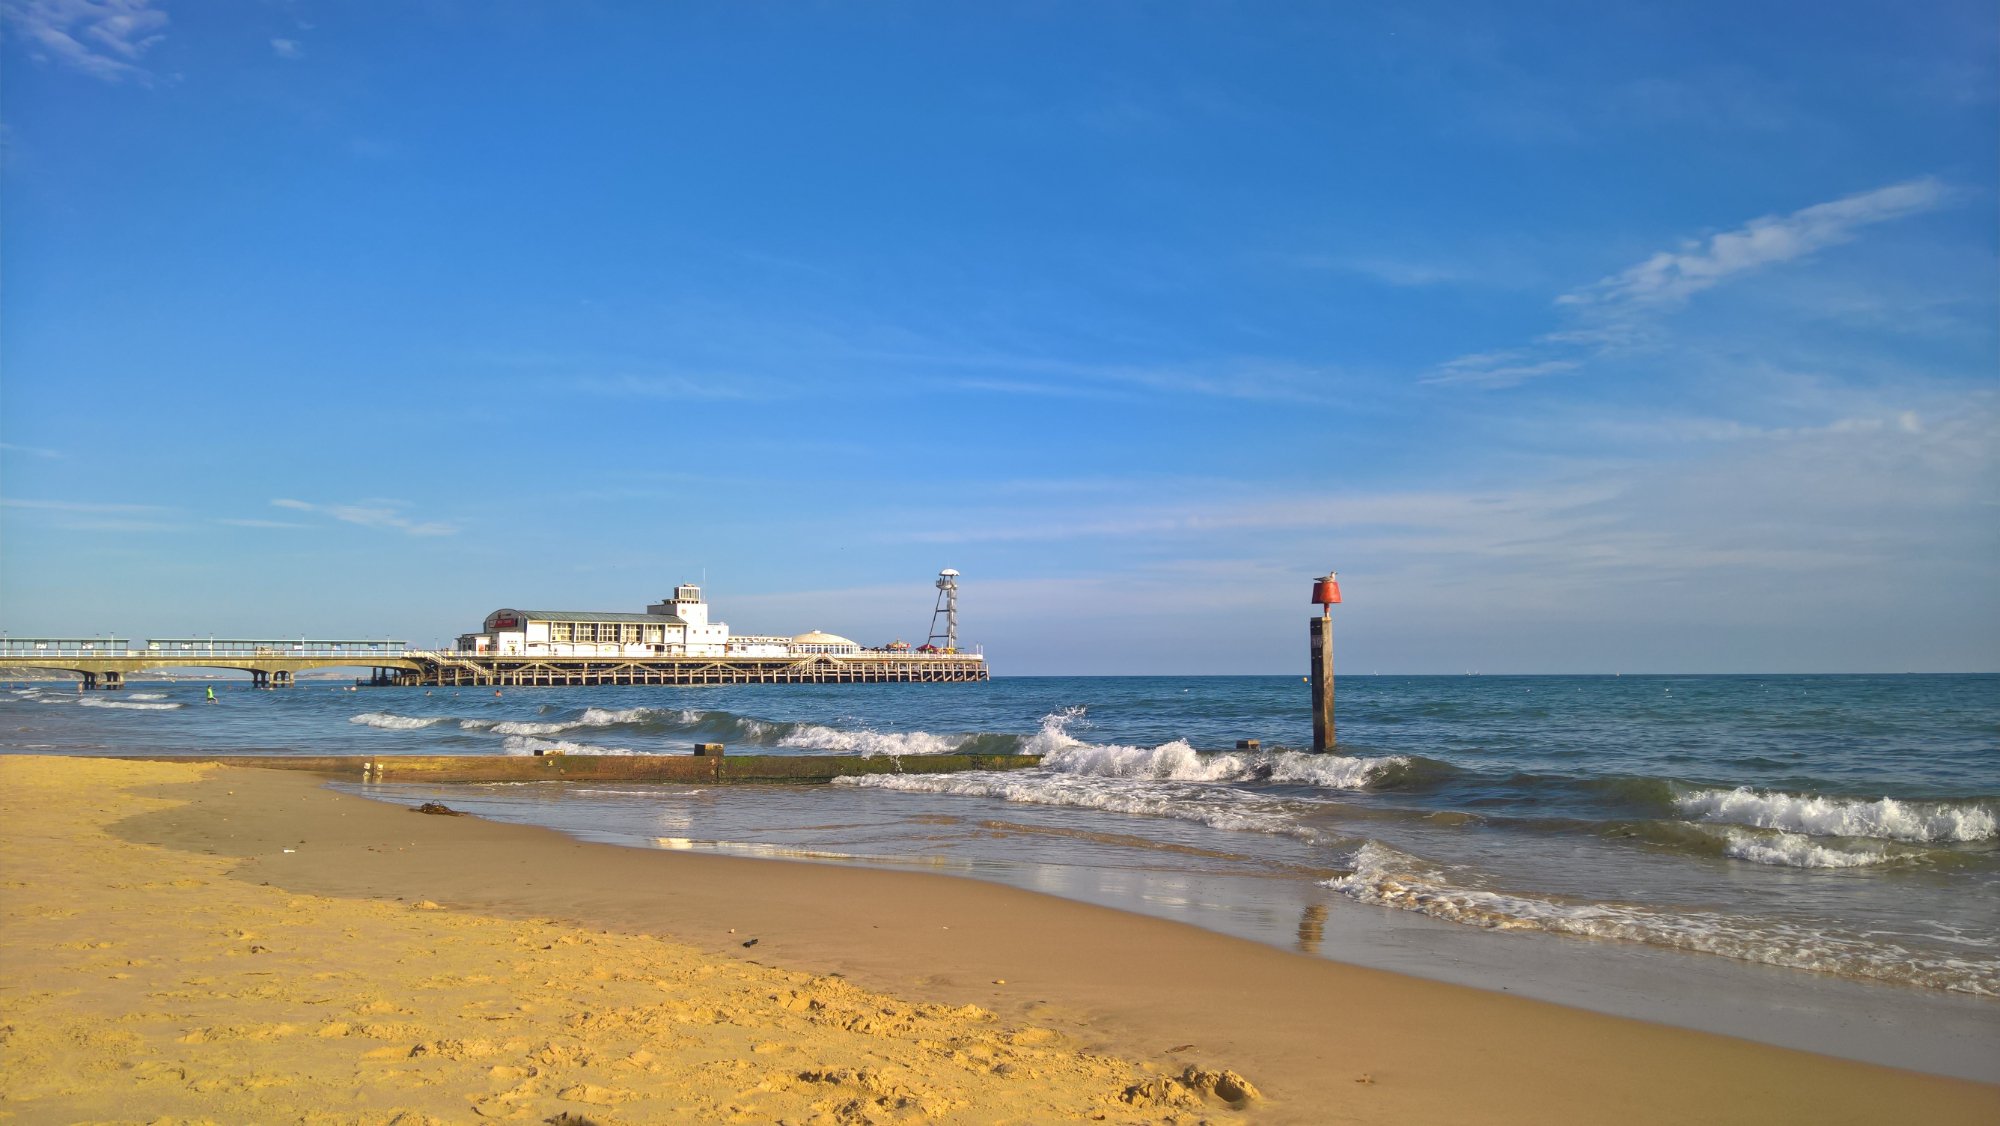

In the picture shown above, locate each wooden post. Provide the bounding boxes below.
[1310,613,1334,752]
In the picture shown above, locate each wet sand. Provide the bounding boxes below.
[2,755,1995,1124]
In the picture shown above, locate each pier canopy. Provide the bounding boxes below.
[145,639,408,658]
[790,630,860,655]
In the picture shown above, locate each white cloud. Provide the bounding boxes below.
[1424,353,1579,389]
[268,498,460,536]
[1427,178,1954,389]
[218,517,307,529]
[0,442,62,458]
[1560,178,1950,311]
[6,0,169,83]
[270,37,299,59]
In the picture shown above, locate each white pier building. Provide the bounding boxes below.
[456,584,865,660]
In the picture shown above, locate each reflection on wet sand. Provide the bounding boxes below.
[1297,902,1327,955]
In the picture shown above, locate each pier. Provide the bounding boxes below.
[0,638,988,689]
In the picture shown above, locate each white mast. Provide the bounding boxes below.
[927,569,960,652]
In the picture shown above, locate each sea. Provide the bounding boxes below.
[6,673,1996,1078]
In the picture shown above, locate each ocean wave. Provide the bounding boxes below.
[1021,708,1410,789]
[350,712,448,730]
[77,697,183,711]
[500,735,644,756]
[1713,827,1904,869]
[1042,740,1409,790]
[775,725,970,756]
[839,770,1312,838]
[1675,787,1997,843]
[1325,842,1999,995]
[126,692,169,701]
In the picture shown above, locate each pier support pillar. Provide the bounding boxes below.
[1310,614,1334,752]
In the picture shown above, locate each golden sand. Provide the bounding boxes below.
[2,755,1995,1125]
[0,757,1244,1124]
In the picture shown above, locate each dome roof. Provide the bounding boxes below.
[791,630,857,647]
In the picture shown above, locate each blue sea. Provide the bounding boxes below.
[6,672,1996,1072]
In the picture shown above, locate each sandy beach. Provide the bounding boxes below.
[2,755,1995,1125]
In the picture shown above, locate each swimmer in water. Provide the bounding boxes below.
[205,686,216,703]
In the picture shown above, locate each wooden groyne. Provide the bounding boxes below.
[120,753,1041,785]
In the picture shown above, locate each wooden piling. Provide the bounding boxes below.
[1310,613,1334,752]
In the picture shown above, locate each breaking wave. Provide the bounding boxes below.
[776,725,970,756]
[1325,842,1999,995]
[350,712,448,730]
[842,769,1312,838]
[837,709,1416,837]
[500,735,644,756]
[1712,827,1907,869]
[1675,787,1997,843]
[77,697,183,711]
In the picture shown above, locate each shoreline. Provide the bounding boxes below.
[344,772,2000,1081]
[3,755,1993,1123]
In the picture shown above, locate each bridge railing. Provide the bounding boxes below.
[0,638,132,657]
[142,640,411,659]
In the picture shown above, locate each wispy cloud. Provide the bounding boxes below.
[270,37,300,59]
[1427,179,1954,389]
[875,351,1344,405]
[5,0,169,83]
[270,498,459,536]
[1559,178,1951,312]
[0,442,63,458]
[570,374,776,401]
[218,517,307,529]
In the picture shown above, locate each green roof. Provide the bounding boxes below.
[512,611,685,624]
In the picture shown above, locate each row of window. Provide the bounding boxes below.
[547,622,672,644]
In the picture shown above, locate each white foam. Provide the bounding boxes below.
[500,735,643,756]
[479,706,660,737]
[350,712,447,730]
[486,718,581,736]
[1043,741,1402,790]
[1715,827,1902,869]
[77,697,183,711]
[1325,842,1999,996]
[1021,709,1403,789]
[126,692,169,701]
[1676,787,1997,843]
[841,770,1309,837]
[776,725,969,756]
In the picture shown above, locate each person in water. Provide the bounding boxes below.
[205,687,216,703]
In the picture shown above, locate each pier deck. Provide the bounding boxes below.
[1,642,988,689]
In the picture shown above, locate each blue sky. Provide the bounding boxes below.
[2,1,1995,673]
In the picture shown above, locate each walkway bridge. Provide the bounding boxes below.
[1,639,988,688]
[1,639,417,689]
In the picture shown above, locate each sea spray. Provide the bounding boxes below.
[1675,787,1998,843]
[776,725,970,756]
[77,698,183,711]
[351,712,449,730]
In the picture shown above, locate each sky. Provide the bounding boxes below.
[2,1,1995,674]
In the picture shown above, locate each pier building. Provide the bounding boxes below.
[456,586,873,660]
